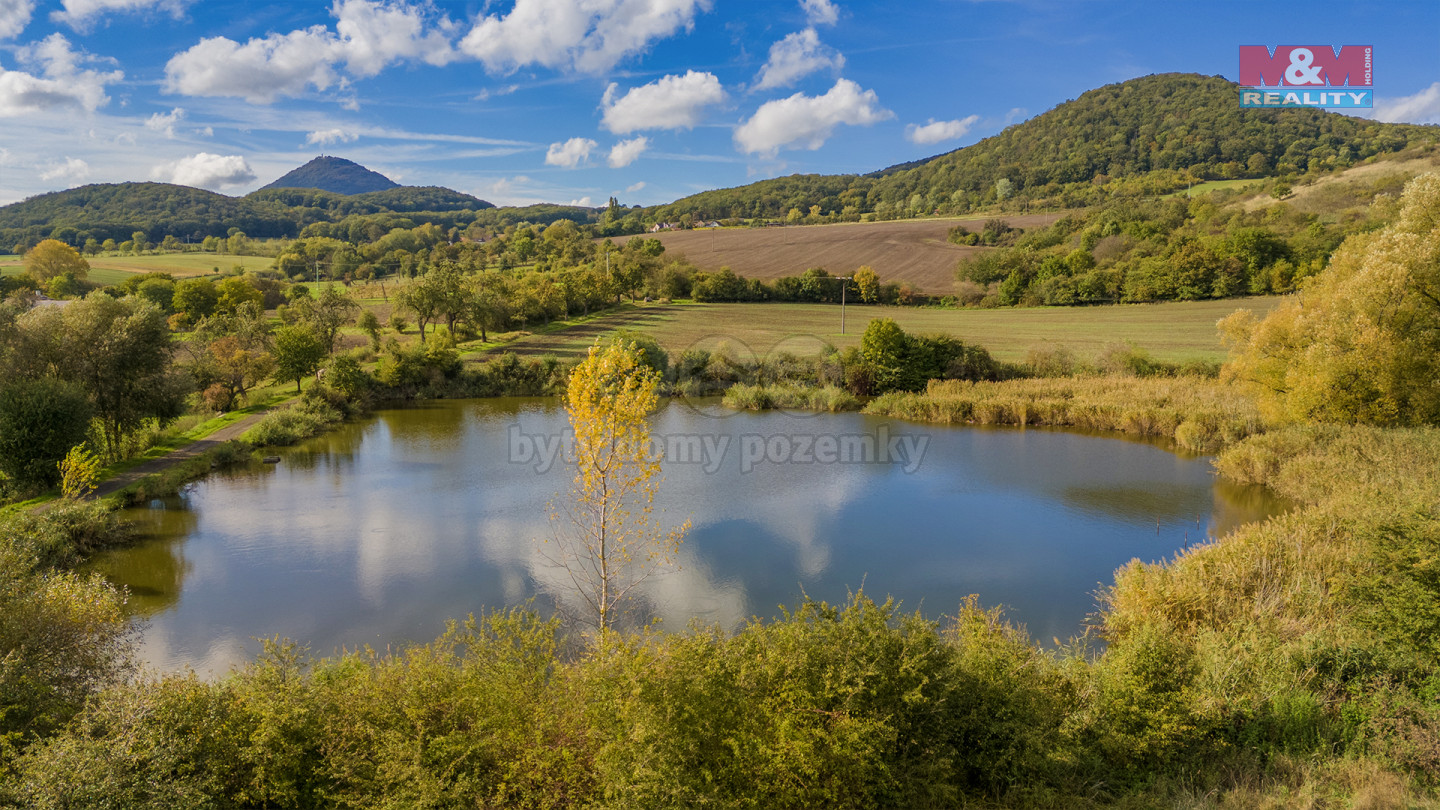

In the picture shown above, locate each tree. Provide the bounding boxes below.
[542,341,689,637]
[854,265,881,303]
[292,284,360,353]
[1221,172,1440,425]
[0,378,93,490]
[357,310,382,350]
[215,275,263,315]
[272,326,327,393]
[11,295,187,459]
[24,239,89,284]
[172,278,219,321]
[394,277,442,342]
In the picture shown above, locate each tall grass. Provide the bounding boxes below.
[722,383,860,412]
[866,375,1263,452]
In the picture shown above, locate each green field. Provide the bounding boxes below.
[1161,178,1266,198]
[0,252,260,286]
[483,297,1285,364]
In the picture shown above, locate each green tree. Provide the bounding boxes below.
[24,239,89,284]
[292,284,360,353]
[215,276,263,315]
[542,341,689,637]
[272,326,327,394]
[11,295,187,459]
[357,310,382,350]
[1221,172,1440,425]
[0,378,93,490]
[172,278,219,320]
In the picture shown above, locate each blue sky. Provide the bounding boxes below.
[0,0,1436,207]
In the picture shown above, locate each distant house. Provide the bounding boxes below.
[649,222,677,233]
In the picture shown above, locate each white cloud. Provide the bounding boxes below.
[52,0,186,29]
[460,0,711,74]
[905,115,979,145]
[39,156,89,182]
[545,136,597,168]
[734,78,892,157]
[1374,82,1440,124]
[626,180,646,192]
[754,28,842,90]
[164,28,341,103]
[306,128,359,145]
[151,152,256,189]
[607,136,650,168]
[0,0,33,39]
[0,33,122,115]
[601,70,725,134]
[333,0,456,77]
[569,195,593,206]
[163,0,454,103]
[799,0,837,26]
[145,106,185,137]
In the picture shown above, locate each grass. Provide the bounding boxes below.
[866,374,1264,452]
[1161,178,1266,198]
[0,251,263,285]
[485,297,1285,365]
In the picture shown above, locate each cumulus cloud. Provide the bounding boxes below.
[799,0,837,26]
[569,195,593,206]
[460,0,710,74]
[306,128,359,145]
[52,0,186,29]
[734,78,891,157]
[151,152,256,189]
[0,0,33,39]
[333,0,456,76]
[1374,82,1440,124]
[754,28,842,90]
[164,0,454,103]
[145,106,185,137]
[601,70,725,134]
[545,136,597,168]
[607,135,650,167]
[0,33,122,115]
[39,156,89,182]
[626,180,646,192]
[905,115,979,145]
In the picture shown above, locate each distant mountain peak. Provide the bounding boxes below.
[260,156,400,195]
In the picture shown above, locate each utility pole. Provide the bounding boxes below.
[837,276,853,335]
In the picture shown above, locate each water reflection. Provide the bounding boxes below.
[90,399,1288,675]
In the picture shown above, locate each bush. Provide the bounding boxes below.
[242,404,341,447]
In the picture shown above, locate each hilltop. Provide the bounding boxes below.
[648,73,1434,221]
[259,156,400,195]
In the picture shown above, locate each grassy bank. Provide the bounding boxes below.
[865,374,1263,452]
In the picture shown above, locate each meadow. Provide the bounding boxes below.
[482,296,1285,365]
[643,213,1063,293]
[0,251,260,286]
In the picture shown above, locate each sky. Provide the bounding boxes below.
[0,0,1436,208]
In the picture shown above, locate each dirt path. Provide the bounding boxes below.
[86,410,272,501]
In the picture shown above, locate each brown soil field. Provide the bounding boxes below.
[641,214,1064,295]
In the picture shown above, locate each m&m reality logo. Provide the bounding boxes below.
[1238,45,1372,109]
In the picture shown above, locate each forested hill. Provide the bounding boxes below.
[0,181,503,247]
[259,156,400,195]
[651,73,1436,221]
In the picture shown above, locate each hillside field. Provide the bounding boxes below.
[482,296,1283,365]
[0,252,261,286]
[643,213,1063,294]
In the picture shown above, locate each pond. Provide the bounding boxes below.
[91,398,1285,674]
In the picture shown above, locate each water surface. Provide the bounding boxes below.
[92,399,1283,673]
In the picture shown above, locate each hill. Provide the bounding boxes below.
[650,73,1436,221]
[259,156,400,195]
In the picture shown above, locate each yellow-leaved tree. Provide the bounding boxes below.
[1220,172,1440,425]
[543,340,689,638]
